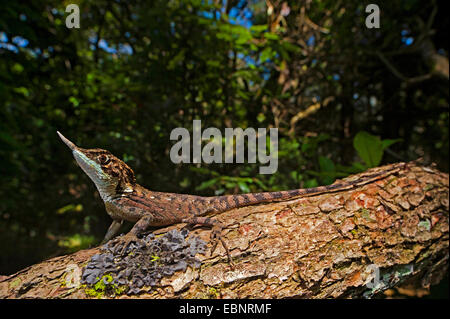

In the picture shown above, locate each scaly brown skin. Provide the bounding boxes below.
[57,131,405,265]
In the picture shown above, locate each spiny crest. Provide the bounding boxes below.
[82,148,136,190]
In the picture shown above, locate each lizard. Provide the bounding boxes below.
[57,131,405,265]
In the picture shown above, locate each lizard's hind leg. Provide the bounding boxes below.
[181,216,234,267]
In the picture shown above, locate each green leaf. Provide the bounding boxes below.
[12,63,24,73]
[318,156,336,184]
[347,162,367,173]
[318,156,335,172]
[57,204,83,214]
[69,96,79,107]
[353,131,383,168]
[264,33,279,40]
[13,87,29,97]
[260,47,273,63]
[238,182,250,193]
[57,234,95,252]
[257,113,266,123]
[215,188,225,195]
[195,178,218,191]
[250,25,268,33]
[251,178,268,190]
[304,178,318,188]
[381,138,401,150]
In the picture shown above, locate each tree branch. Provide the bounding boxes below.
[0,162,448,298]
[376,51,434,85]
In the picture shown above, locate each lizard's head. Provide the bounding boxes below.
[57,131,136,199]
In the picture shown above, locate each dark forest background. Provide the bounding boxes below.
[0,0,448,297]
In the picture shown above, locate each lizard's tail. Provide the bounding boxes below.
[207,162,405,211]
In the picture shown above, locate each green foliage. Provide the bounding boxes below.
[317,156,336,185]
[57,234,95,253]
[57,204,83,215]
[353,131,401,168]
[196,175,268,195]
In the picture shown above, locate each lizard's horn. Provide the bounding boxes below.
[57,131,77,151]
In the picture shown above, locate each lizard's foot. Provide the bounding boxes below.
[181,216,235,268]
[112,233,146,255]
[210,225,235,268]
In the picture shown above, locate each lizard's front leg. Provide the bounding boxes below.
[115,215,154,254]
[101,219,123,244]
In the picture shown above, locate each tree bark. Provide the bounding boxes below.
[0,162,448,299]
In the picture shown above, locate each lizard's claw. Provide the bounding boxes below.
[112,233,145,255]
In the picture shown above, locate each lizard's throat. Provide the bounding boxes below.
[73,150,118,201]
[95,181,119,201]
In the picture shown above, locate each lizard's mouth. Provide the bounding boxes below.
[57,130,112,188]
[57,131,77,151]
[57,130,96,176]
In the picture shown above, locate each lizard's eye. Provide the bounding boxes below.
[99,154,110,165]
